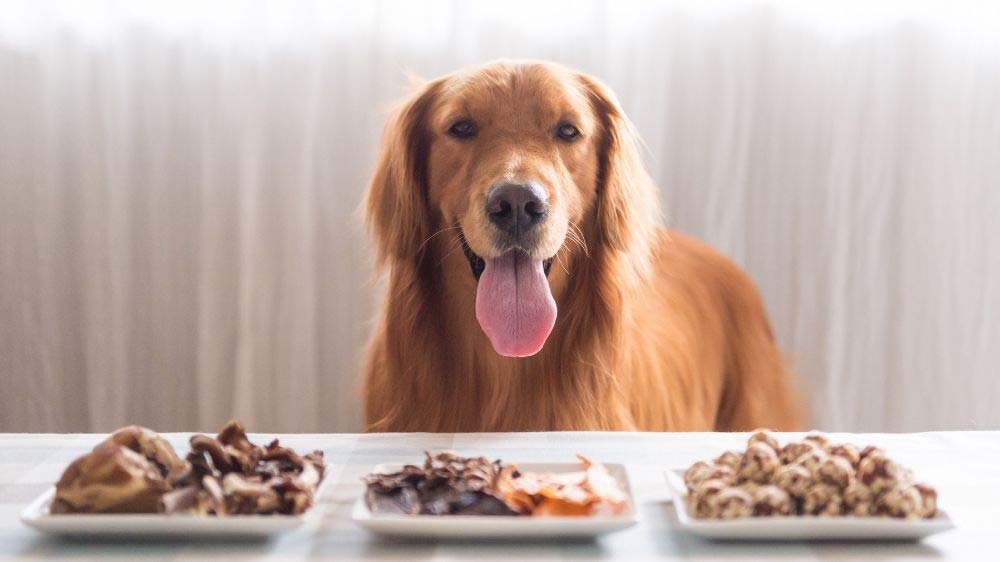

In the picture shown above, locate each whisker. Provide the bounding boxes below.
[436,235,464,268]
[574,222,589,251]
[555,250,570,276]
[564,228,588,258]
[568,221,590,257]
[418,225,462,253]
[564,234,581,255]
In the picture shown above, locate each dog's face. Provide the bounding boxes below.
[425,64,600,276]
[367,61,655,358]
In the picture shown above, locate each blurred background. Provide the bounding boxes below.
[1,0,998,433]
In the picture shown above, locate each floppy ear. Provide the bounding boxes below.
[578,73,661,282]
[364,78,444,267]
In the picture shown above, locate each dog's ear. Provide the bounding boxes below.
[577,73,661,282]
[364,78,444,267]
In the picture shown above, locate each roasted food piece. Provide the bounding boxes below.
[158,484,200,514]
[773,464,812,498]
[183,421,326,516]
[52,420,325,516]
[843,482,875,516]
[684,461,735,489]
[709,487,753,519]
[189,434,236,475]
[713,450,743,471]
[859,445,885,461]
[52,445,171,514]
[858,451,913,494]
[803,432,830,449]
[498,455,629,516]
[826,443,862,468]
[364,453,628,517]
[877,484,924,519]
[365,484,422,515]
[817,456,856,489]
[747,429,780,453]
[683,461,713,488]
[779,440,818,465]
[364,452,516,516]
[737,443,780,484]
[802,483,843,516]
[97,425,190,483]
[220,473,281,514]
[682,430,939,520]
[914,482,938,518]
[796,449,831,481]
[686,478,729,519]
[751,485,793,516]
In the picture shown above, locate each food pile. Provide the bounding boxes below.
[51,420,325,515]
[683,430,937,520]
[364,452,628,517]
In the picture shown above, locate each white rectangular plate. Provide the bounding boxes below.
[353,462,637,538]
[664,469,954,541]
[19,476,332,539]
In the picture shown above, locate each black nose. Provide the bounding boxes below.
[485,182,548,237]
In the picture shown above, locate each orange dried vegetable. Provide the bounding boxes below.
[496,455,629,516]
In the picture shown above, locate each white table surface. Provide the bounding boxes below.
[1,431,997,561]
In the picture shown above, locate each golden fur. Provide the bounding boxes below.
[362,61,801,432]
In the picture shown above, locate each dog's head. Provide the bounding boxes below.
[366,61,657,358]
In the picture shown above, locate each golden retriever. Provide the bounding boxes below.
[362,61,800,432]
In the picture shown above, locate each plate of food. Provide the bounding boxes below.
[20,420,329,538]
[353,452,637,538]
[664,430,954,540]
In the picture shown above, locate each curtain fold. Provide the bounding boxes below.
[1,1,998,432]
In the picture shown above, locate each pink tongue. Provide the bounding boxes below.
[475,251,557,357]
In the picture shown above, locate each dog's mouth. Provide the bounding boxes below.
[458,229,553,281]
[456,228,557,358]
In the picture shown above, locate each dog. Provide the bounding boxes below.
[361,61,800,432]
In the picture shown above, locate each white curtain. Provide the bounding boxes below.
[1,0,998,433]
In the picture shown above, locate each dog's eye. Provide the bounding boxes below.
[555,122,580,141]
[448,119,478,139]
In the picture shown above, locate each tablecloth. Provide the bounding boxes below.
[1,431,997,560]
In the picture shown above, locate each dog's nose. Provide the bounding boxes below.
[485,182,548,237]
